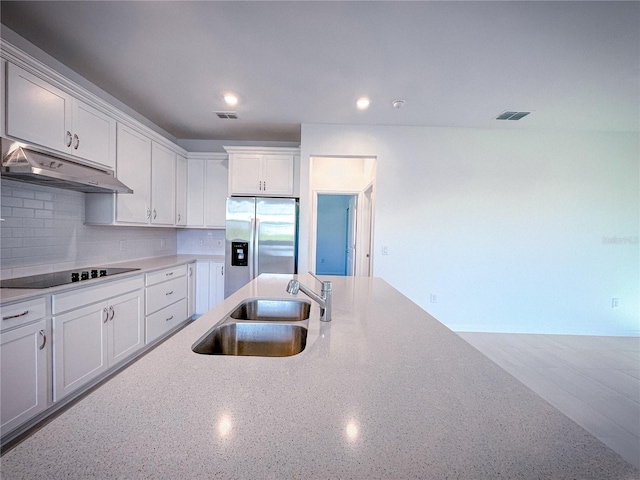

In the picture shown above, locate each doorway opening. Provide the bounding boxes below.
[315,194,358,275]
[310,156,376,276]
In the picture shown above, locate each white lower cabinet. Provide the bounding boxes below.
[195,261,224,315]
[52,279,143,402]
[0,317,48,436]
[145,265,188,344]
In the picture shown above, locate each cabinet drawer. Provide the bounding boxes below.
[145,298,187,344]
[145,265,187,287]
[52,276,143,314]
[1,298,46,332]
[145,276,186,315]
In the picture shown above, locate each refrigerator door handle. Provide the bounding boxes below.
[253,218,261,279]
[249,217,256,280]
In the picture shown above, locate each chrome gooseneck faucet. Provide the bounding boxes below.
[286,272,332,322]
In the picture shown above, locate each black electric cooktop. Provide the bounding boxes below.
[0,267,140,289]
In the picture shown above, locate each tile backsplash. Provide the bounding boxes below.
[1,179,177,279]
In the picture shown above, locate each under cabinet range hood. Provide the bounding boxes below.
[1,143,133,194]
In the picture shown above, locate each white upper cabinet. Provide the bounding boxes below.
[226,147,298,197]
[175,155,188,226]
[6,63,116,170]
[187,154,228,228]
[150,142,175,225]
[85,125,182,227]
[115,123,152,224]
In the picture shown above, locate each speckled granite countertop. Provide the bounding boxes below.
[0,254,224,303]
[1,274,638,479]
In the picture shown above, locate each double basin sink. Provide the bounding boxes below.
[192,298,311,357]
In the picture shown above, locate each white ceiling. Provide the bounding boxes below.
[1,1,638,142]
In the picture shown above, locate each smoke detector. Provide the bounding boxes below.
[496,110,531,120]
[392,99,405,109]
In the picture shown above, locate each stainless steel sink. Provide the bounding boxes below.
[192,322,307,357]
[229,298,311,321]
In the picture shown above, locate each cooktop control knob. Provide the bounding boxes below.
[71,272,80,282]
[99,270,107,277]
[91,269,98,278]
[81,271,89,281]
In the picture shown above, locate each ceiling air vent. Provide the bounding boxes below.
[215,111,238,119]
[496,111,531,121]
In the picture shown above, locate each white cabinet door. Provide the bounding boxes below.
[6,63,71,153]
[116,123,151,224]
[262,155,294,195]
[175,155,188,226]
[187,158,205,226]
[53,302,108,401]
[205,160,228,227]
[71,99,116,170]
[229,154,262,195]
[210,262,225,306]
[195,262,211,315]
[195,261,225,315]
[0,319,48,435]
[187,263,196,318]
[107,290,143,366]
[187,157,228,228]
[151,142,175,225]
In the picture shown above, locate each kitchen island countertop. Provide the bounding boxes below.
[1,274,638,479]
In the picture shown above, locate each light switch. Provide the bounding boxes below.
[382,245,389,255]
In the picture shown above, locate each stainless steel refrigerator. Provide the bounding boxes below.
[225,197,298,298]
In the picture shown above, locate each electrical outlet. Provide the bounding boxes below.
[612,298,620,308]
[160,238,166,249]
[119,240,126,251]
[217,240,223,247]
[430,294,437,303]
[199,238,204,246]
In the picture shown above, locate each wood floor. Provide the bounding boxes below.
[456,332,640,469]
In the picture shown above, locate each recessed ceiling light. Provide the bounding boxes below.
[392,99,405,109]
[356,97,370,110]
[223,93,239,107]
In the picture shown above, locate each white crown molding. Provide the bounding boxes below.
[223,146,300,155]
[187,152,228,161]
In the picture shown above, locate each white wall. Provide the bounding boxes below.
[300,124,639,336]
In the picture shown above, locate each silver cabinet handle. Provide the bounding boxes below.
[38,330,46,350]
[109,305,115,321]
[3,310,29,321]
[66,131,72,147]
[153,209,157,220]
[221,266,224,276]
[166,290,174,296]
[103,307,109,323]
[73,133,80,150]
[177,213,181,222]
[146,207,151,219]
[165,315,174,322]
[166,272,174,277]
[263,181,266,191]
